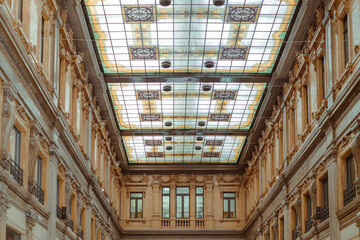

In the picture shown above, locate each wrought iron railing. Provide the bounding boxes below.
[320,204,329,221]
[343,184,356,206]
[10,160,23,186]
[34,184,44,205]
[305,217,312,233]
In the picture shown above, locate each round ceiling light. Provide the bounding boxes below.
[164,122,172,127]
[165,137,172,141]
[166,146,173,150]
[204,61,215,68]
[160,0,171,7]
[161,61,171,68]
[195,146,202,150]
[212,0,225,6]
[196,137,204,141]
[163,85,172,92]
[198,121,206,127]
[202,85,212,91]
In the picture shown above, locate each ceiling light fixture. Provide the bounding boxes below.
[198,122,206,127]
[212,0,225,6]
[204,61,215,68]
[195,146,202,150]
[163,85,172,92]
[160,0,171,7]
[166,146,173,150]
[202,85,212,91]
[164,122,172,127]
[161,61,171,68]
[165,137,172,141]
[196,137,204,141]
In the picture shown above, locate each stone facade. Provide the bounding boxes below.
[0,0,359,240]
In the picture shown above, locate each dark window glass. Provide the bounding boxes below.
[40,17,45,63]
[130,193,143,218]
[305,85,310,124]
[6,227,21,240]
[346,154,355,188]
[37,157,42,186]
[223,192,235,218]
[18,0,23,21]
[69,196,72,216]
[10,127,21,165]
[162,187,170,219]
[196,187,204,218]
[343,15,349,65]
[321,57,326,99]
[306,195,312,219]
[322,177,329,206]
[176,187,189,218]
[56,179,60,206]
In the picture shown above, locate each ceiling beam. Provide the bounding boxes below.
[120,129,249,136]
[104,73,271,84]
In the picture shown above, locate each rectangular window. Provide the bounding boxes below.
[196,187,204,219]
[40,17,45,63]
[176,187,189,218]
[345,154,355,188]
[306,195,312,219]
[223,192,235,218]
[162,187,170,219]
[130,193,143,218]
[305,85,310,124]
[280,217,284,240]
[343,15,349,65]
[322,177,328,206]
[37,157,42,185]
[56,179,60,206]
[6,227,21,240]
[321,57,326,99]
[9,127,21,165]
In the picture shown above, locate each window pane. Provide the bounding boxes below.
[230,199,235,218]
[163,187,170,194]
[176,196,182,218]
[184,196,189,218]
[138,199,143,218]
[177,187,189,194]
[131,193,142,198]
[162,196,170,218]
[196,195,203,218]
[9,128,16,161]
[196,187,203,194]
[130,199,136,218]
[37,158,42,185]
[224,193,235,198]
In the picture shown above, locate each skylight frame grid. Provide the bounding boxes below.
[85,0,300,74]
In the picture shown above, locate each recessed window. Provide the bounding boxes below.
[320,177,329,221]
[17,0,23,22]
[223,192,235,218]
[305,194,312,232]
[9,127,23,185]
[344,154,356,206]
[130,193,143,218]
[343,15,349,65]
[162,187,170,219]
[40,17,45,63]
[35,157,44,204]
[196,187,204,219]
[321,57,326,100]
[176,187,189,218]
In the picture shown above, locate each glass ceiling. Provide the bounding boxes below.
[85,0,299,75]
[83,0,300,164]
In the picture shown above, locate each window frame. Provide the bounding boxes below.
[162,186,170,219]
[223,192,236,219]
[10,126,22,165]
[130,192,143,219]
[176,187,190,219]
[343,14,349,66]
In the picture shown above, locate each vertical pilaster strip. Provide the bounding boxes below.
[328,148,340,240]
[48,144,60,240]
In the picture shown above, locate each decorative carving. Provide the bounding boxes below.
[130,47,157,60]
[227,5,260,23]
[212,90,237,100]
[140,113,161,121]
[137,90,160,100]
[205,140,223,146]
[339,133,352,152]
[0,190,10,217]
[146,152,164,157]
[209,113,231,121]
[144,140,162,146]
[176,174,190,183]
[220,47,248,60]
[202,152,220,157]
[123,5,154,23]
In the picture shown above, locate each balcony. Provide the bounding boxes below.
[343,184,356,206]
[175,219,190,227]
[161,219,170,227]
[10,160,23,186]
[160,218,205,229]
[34,184,44,205]
[195,219,205,228]
[305,217,312,233]
[320,204,329,221]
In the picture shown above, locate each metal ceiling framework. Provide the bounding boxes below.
[83,0,300,165]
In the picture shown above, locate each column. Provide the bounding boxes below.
[0,182,10,240]
[190,182,196,226]
[152,175,161,228]
[85,199,92,240]
[205,175,214,228]
[170,182,176,223]
[48,144,60,240]
[328,151,340,240]
[283,197,290,240]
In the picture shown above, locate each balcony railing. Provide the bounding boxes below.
[195,219,204,228]
[305,217,312,233]
[343,184,356,206]
[175,219,190,227]
[10,160,23,186]
[161,219,170,227]
[34,184,44,205]
[56,205,62,220]
[320,204,329,221]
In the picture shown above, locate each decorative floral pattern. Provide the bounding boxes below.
[137,90,160,100]
[144,140,163,146]
[209,114,231,121]
[213,90,237,100]
[227,6,259,23]
[140,114,161,121]
[146,152,164,157]
[202,152,221,157]
[221,47,248,60]
[130,47,157,60]
[123,6,154,23]
[205,140,224,146]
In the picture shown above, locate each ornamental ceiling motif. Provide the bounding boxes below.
[85,0,299,74]
[83,0,300,165]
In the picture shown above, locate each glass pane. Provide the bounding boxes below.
[163,187,170,194]
[130,193,143,198]
[130,199,136,217]
[176,196,182,218]
[138,199,143,218]
[230,199,235,218]
[196,196,204,218]
[224,193,235,198]
[177,187,189,194]
[37,158,42,185]
[162,196,170,218]
[196,187,203,194]
[9,128,16,161]
[184,196,189,218]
